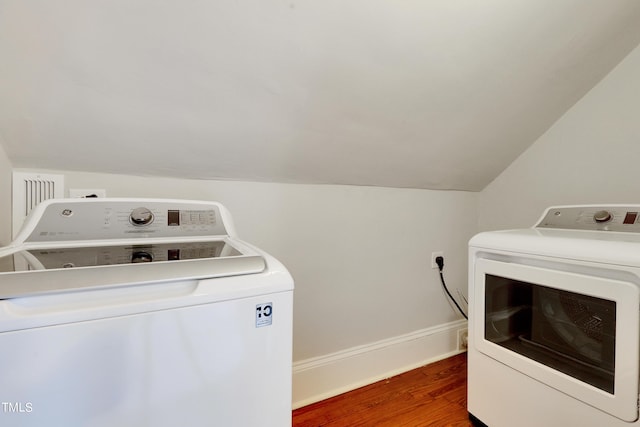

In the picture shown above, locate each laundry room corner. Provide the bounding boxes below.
[8,169,478,406]
[4,2,640,425]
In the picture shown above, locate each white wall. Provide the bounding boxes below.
[480,42,640,231]
[0,140,12,246]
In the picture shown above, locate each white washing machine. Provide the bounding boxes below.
[468,205,640,427]
[0,198,293,427]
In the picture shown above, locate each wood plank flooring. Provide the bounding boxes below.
[293,352,471,427]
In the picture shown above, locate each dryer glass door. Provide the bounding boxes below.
[473,259,640,423]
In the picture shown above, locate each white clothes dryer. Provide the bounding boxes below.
[468,205,640,427]
[0,198,293,427]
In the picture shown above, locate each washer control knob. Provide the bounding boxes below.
[131,251,153,263]
[130,207,154,226]
[593,210,612,223]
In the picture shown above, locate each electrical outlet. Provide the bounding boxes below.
[69,189,107,198]
[431,251,444,269]
[457,328,468,351]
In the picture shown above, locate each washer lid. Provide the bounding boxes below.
[2,240,243,271]
[0,240,266,299]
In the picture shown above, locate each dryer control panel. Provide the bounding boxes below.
[19,199,233,243]
[536,205,640,232]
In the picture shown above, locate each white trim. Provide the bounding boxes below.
[292,319,467,409]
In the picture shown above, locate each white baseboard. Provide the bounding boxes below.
[292,319,468,409]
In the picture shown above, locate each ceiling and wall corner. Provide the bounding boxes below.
[2,1,640,191]
[479,40,640,232]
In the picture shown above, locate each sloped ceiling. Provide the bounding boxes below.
[2,1,640,191]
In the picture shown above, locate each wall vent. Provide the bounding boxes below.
[12,172,65,238]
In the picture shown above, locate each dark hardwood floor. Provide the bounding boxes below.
[293,352,471,427]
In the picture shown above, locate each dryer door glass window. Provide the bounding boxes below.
[485,274,616,393]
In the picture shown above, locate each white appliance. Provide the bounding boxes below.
[0,198,293,427]
[468,205,640,427]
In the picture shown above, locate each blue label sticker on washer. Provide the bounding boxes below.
[255,303,273,328]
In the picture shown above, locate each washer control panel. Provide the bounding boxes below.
[22,199,230,243]
[536,205,640,232]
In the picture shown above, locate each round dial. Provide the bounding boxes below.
[593,210,612,223]
[131,251,153,263]
[130,207,154,226]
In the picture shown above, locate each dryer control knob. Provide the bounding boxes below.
[593,210,612,223]
[130,207,154,226]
